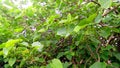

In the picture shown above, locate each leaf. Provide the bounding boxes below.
[38,28,46,33]
[74,13,97,33]
[99,27,111,39]
[56,0,61,6]
[67,13,72,22]
[39,58,45,63]
[20,59,26,67]
[3,48,9,57]
[57,27,70,37]
[57,52,65,58]
[8,57,16,66]
[111,63,120,67]
[89,37,100,47]
[87,13,97,22]
[66,55,72,60]
[86,2,96,7]
[0,51,3,56]
[100,51,110,60]
[114,53,120,61]
[50,59,63,68]
[14,28,23,32]
[98,0,112,9]
[90,62,106,68]
[95,13,102,23]
[59,19,68,24]
[21,42,29,47]
[63,62,71,68]
[5,39,22,47]
[73,25,87,32]
[101,45,113,51]
[32,41,44,52]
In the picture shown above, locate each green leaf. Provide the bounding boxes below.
[14,28,23,32]
[57,27,70,37]
[32,41,44,52]
[66,55,72,60]
[98,0,112,9]
[56,0,61,6]
[57,52,65,58]
[38,28,46,33]
[100,51,110,60]
[101,45,113,51]
[87,13,97,22]
[39,58,45,63]
[3,47,12,57]
[50,59,63,68]
[90,62,106,68]
[21,42,29,47]
[67,13,72,22]
[114,53,120,61]
[111,63,120,67]
[86,2,96,8]
[79,0,83,3]
[99,27,111,39]
[3,48,9,56]
[0,51,3,56]
[59,19,68,24]
[73,25,87,32]
[20,59,26,67]
[5,39,22,47]
[95,13,102,23]
[63,62,71,68]
[89,37,100,47]
[8,57,16,66]
[74,13,97,33]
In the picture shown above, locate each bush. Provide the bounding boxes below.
[0,0,120,68]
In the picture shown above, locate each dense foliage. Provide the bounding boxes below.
[0,0,120,68]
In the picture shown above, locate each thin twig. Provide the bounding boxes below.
[96,44,101,62]
[105,34,114,46]
[84,57,92,68]
[86,45,97,61]
[91,0,101,6]
[102,4,120,16]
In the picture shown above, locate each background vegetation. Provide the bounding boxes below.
[0,0,120,68]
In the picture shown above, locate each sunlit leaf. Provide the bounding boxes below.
[57,27,70,37]
[50,59,63,68]
[3,48,9,56]
[73,25,87,32]
[5,39,22,47]
[90,62,106,68]
[98,0,112,9]
[67,13,72,22]
[95,13,102,23]
[21,42,29,47]
[8,57,16,66]
[32,41,44,52]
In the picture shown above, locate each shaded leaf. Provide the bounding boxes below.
[114,53,120,61]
